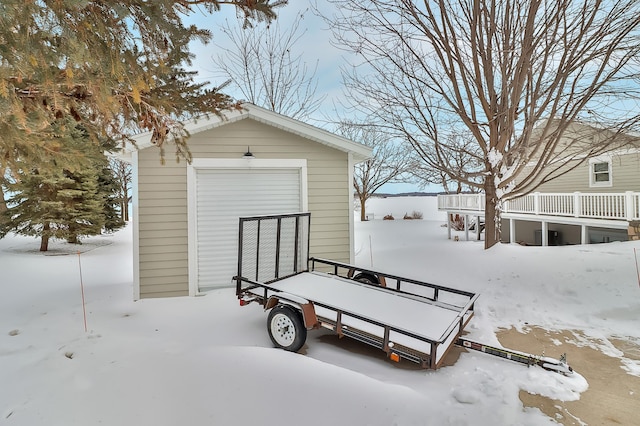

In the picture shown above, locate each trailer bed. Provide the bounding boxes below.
[236,213,477,368]
[250,270,475,365]
[257,271,467,341]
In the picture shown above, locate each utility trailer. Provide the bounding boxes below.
[235,213,572,375]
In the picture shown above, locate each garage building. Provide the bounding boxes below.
[128,104,372,299]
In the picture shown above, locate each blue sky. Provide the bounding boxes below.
[185,3,345,121]
[183,3,438,194]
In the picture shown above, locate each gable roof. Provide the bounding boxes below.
[127,103,372,163]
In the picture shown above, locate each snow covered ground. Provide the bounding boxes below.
[1,196,639,425]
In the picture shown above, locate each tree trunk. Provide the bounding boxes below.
[359,194,367,221]
[483,179,500,249]
[0,182,8,216]
[40,223,50,251]
[0,194,7,230]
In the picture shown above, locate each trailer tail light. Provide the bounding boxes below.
[389,352,400,363]
[239,298,254,306]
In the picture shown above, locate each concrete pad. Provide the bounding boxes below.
[498,327,639,425]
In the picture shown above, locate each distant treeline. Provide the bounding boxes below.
[366,192,444,198]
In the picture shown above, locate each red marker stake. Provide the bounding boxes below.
[77,251,88,332]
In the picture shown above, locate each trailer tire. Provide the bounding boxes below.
[267,305,307,352]
[353,272,379,285]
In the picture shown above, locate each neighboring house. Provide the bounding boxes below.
[124,104,372,299]
[438,121,640,245]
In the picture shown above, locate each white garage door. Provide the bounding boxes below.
[194,167,303,291]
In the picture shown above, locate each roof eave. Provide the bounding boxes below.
[126,104,373,162]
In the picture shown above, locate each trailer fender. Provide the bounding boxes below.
[265,293,319,329]
[349,270,386,287]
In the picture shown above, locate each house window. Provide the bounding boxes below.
[589,158,612,187]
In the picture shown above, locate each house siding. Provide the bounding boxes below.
[535,151,640,193]
[136,119,351,298]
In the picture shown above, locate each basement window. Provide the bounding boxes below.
[589,157,612,187]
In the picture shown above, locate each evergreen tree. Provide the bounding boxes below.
[2,170,82,251]
[1,118,121,250]
[62,166,106,245]
[0,0,285,172]
[97,162,126,233]
[1,1,285,247]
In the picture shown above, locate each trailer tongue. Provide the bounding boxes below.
[235,213,572,376]
[456,338,573,375]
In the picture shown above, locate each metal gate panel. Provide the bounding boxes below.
[237,213,310,285]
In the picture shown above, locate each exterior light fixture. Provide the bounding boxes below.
[243,146,254,158]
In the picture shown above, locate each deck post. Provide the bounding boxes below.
[464,215,469,241]
[533,192,540,215]
[625,191,634,220]
[509,218,516,243]
[581,225,588,244]
[541,221,548,246]
[446,212,452,240]
[574,192,581,217]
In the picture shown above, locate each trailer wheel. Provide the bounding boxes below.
[267,305,307,352]
[353,272,379,285]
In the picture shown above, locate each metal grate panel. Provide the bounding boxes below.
[237,213,311,291]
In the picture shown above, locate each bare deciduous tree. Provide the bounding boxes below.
[408,131,484,194]
[109,158,133,222]
[326,0,640,248]
[335,121,411,221]
[337,49,487,195]
[214,10,326,121]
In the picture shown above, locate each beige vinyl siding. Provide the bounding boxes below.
[516,120,640,194]
[136,157,186,298]
[535,152,640,193]
[610,153,640,191]
[137,119,351,298]
[532,158,586,192]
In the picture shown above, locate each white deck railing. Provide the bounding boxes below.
[437,192,640,221]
